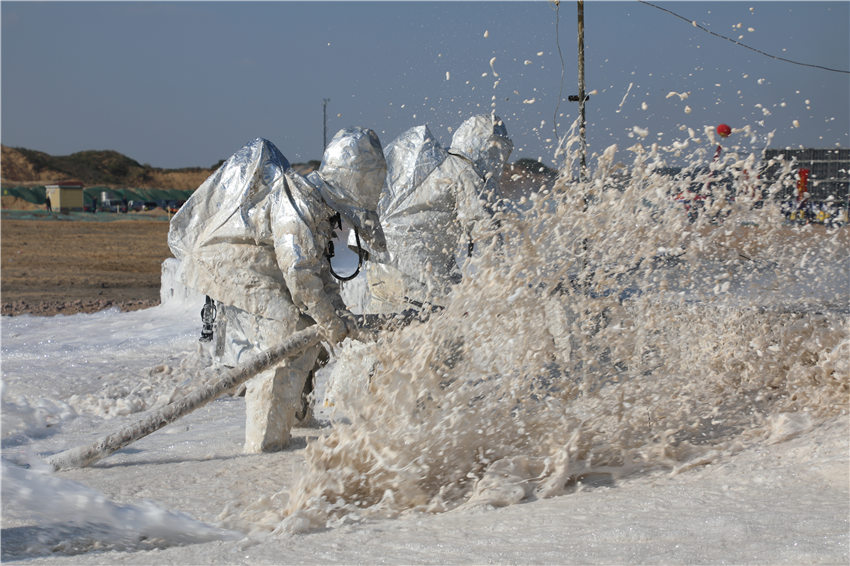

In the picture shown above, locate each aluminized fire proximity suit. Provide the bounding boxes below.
[168,129,386,453]
[363,114,513,312]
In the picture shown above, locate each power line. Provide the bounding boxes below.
[638,0,850,75]
[553,0,566,143]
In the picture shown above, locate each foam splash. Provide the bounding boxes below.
[224,131,849,534]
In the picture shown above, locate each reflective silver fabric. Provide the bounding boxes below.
[312,127,387,254]
[169,134,388,453]
[449,114,513,184]
[381,125,447,216]
[365,115,513,309]
[168,137,345,324]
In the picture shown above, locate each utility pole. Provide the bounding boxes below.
[322,98,330,151]
[577,1,587,180]
[571,1,590,291]
[568,1,588,181]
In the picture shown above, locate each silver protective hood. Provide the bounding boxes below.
[380,124,447,219]
[168,137,343,322]
[361,121,497,307]
[312,127,387,254]
[449,114,513,182]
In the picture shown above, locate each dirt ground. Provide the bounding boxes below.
[1,213,173,316]
[2,205,846,318]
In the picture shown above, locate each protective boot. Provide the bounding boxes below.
[294,372,314,426]
[295,346,329,427]
[243,367,295,453]
[243,342,320,453]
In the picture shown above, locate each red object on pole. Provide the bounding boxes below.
[712,124,731,162]
[797,168,810,201]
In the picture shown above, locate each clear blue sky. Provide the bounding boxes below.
[2,1,848,170]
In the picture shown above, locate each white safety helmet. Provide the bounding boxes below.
[311,127,387,253]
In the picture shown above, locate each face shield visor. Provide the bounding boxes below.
[315,127,388,254]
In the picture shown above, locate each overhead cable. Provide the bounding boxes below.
[553,0,567,142]
[638,0,850,75]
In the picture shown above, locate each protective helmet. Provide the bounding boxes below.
[450,114,513,180]
[313,127,387,253]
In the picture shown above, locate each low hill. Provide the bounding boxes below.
[1,145,216,190]
[1,144,556,202]
[1,145,324,191]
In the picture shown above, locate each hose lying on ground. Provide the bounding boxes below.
[48,308,439,471]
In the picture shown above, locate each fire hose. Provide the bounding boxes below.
[48,326,322,471]
[48,309,433,471]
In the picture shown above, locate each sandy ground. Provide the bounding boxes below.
[2,197,846,318]
[1,213,173,316]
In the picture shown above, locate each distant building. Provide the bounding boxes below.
[652,147,848,225]
[762,148,849,202]
[762,148,849,224]
[45,179,85,212]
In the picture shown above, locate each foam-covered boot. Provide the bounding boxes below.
[244,368,294,453]
[243,349,317,453]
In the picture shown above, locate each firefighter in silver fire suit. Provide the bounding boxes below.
[168,128,386,453]
[362,114,512,313]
